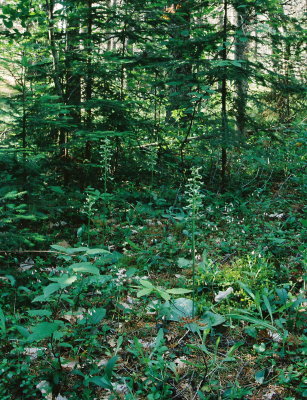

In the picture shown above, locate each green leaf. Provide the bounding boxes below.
[69,262,99,275]
[225,341,245,358]
[58,342,73,348]
[201,311,226,327]
[27,310,52,317]
[27,322,60,343]
[3,19,13,29]
[262,295,274,324]
[166,288,192,295]
[137,288,153,297]
[276,288,288,304]
[105,356,118,379]
[255,369,266,384]
[49,186,65,194]
[49,274,77,287]
[228,313,277,331]
[17,286,31,293]
[5,275,16,286]
[139,280,154,288]
[238,282,255,300]
[157,289,171,301]
[168,298,194,321]
[86,248,110,255]
[43,283,61,297]
[0,307,6,335]
[32,295,49,303]
[88,376,113,390]
[50,245,71,253]
[15,325,30,338]
[177,258,192,268]
[88,308,106,324]
[66,247,89,254]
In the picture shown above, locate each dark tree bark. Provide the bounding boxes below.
[85,0,93,162]
[234,1,249,138]
[221,0,228,192]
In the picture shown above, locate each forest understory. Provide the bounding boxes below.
[0,0,306,399]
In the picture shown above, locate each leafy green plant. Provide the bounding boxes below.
[99,138,113,193]
[136,279,192,302]
[184,166,204,316]
[81,187,104,246]
[127,329,175,399]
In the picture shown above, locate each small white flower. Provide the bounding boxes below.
[214,287,234,302]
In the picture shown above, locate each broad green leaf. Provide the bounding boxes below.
[15,325,30,338]
[105,356,118,379]
[88,376,113,390]
[157,289,171,301]
[177,258,192,268]
[66,247,88,254]
[166,288,192,295]
[276,288,288,304]
[49,274,77,287]
[201,311,226,327]
[139,280,154,288]
[168,298,194,321]
[27,310,52,317]
[137,288,153,297]
[69,262,99,275]
[32,295,49,303]
[43,283,61,297]
[86,248,110,255]
[88,308,106,324]
[255,369,266,384]
[27,322,60,343]
[50,245,71,253]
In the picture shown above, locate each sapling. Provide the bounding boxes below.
[185,166,204,316]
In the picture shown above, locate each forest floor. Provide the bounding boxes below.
[0,157,306,400]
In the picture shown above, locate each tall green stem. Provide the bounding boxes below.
[192,201,196,317]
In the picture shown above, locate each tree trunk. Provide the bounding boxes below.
[221,0,228,193]
[234,2,249,139]
[85,0,93,162]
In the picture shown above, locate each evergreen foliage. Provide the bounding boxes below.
[0,1,305,399]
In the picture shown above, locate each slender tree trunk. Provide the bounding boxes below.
[65,2,81,127]
[21,64,27,185]
[85,0,93,162]
[221,0,228,192]
[45,0,63,100]
[45,0,68,161]
[234,2,249,139]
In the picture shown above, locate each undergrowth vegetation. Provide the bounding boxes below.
[0,128,306,400]
[0,0,306,398]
